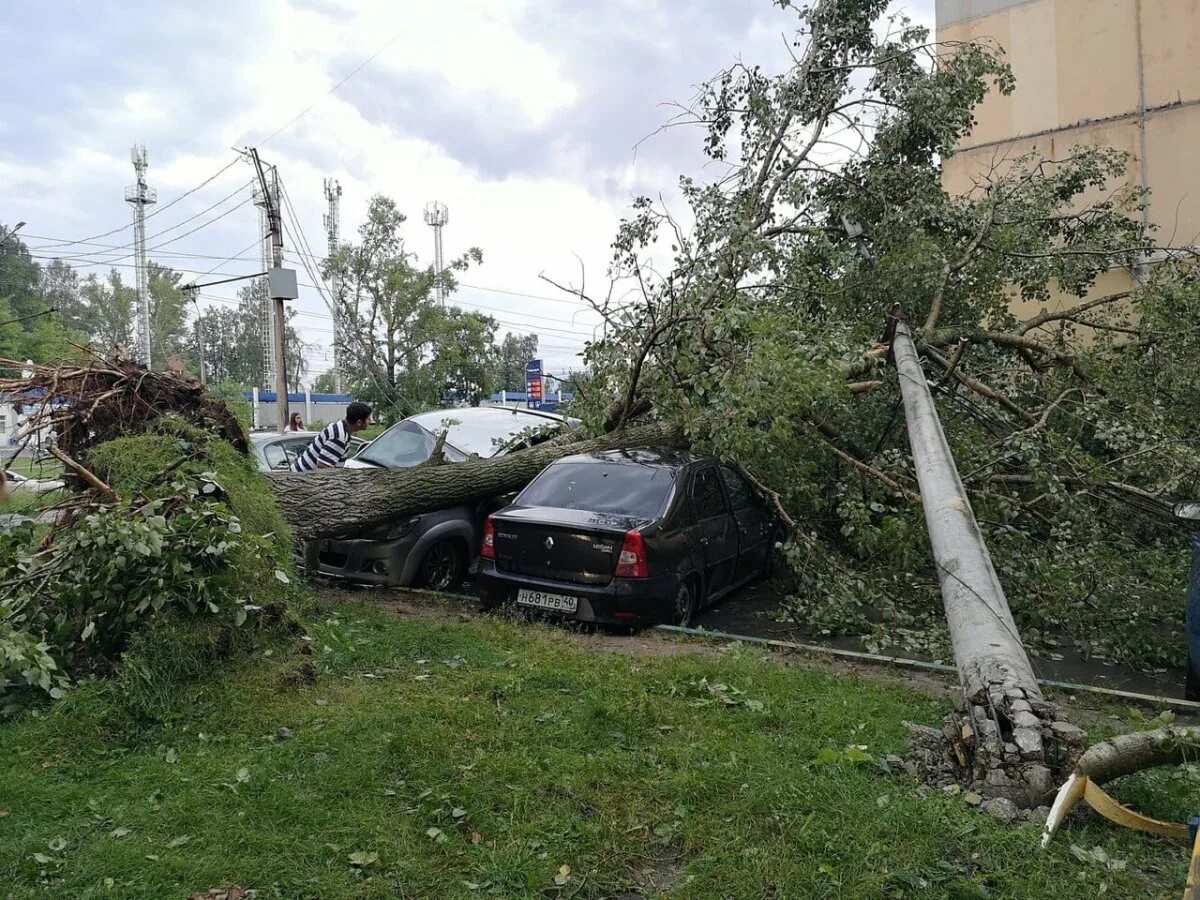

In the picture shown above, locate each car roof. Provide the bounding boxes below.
[249,430,318,443]
[551,448,705,469]
[408,407,571,428]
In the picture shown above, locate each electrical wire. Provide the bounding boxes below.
[30,156,243,250]
[27,180,258,267]
[256,30,404,147]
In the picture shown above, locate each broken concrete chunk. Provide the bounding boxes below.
[981,797,1021,823]
[1050,721,1086,743]
[1022,763,1055,799]
[1011,710,1041,730]
[984,768,1014,789]
[1014,727,1044,760]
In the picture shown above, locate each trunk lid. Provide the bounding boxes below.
[492,506,651,586]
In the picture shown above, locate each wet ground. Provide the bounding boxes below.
[694,579,1191,701]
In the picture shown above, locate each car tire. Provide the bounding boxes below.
[416,539,466,591]
[672,577,699,627]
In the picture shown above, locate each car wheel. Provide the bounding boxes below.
[417,540,466,591]
[672,578,699,627]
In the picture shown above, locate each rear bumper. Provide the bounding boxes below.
[476,561,679,624]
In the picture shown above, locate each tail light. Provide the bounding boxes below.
[614,530,648,579]
[481,516,496,559]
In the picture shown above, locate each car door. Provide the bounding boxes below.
[688,466,739,598]
[720,465,770,580]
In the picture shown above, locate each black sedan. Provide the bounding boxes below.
[476,449,780,626]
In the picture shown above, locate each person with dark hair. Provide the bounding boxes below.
[287,412,304,432]
[290,402,372,472]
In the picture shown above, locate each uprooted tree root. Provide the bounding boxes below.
[0,355,247,464]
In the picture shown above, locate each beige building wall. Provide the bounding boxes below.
[937,0,1200,321]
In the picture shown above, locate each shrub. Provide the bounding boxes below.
[0,418,304,715]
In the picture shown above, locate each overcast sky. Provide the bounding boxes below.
[1,0,934,385]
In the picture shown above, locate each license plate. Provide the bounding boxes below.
[517,589,578,613]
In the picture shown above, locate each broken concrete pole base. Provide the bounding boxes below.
[902,686,1087,821]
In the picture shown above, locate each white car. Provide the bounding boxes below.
[4,470,65,495]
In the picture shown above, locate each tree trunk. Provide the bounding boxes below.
[268,419,687,541]
[1076,726,1200,786]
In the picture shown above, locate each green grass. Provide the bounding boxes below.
[0,599,1192,899]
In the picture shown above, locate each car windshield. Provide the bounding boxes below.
[517,462,676,518]
[358,409,562,467]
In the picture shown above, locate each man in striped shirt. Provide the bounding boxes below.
[290,402,373,472]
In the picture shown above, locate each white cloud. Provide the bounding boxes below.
[4,0,938,383]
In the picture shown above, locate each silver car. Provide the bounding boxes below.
[4,470,66,495]
[317,407,578,590]
[249,430,368,472]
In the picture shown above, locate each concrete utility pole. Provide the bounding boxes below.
[890,319,1041,706]
[323,178,343,392]
[125,147,157,369]
[249,148,292,433]
[253,175,279,387]
[424,201,449,306]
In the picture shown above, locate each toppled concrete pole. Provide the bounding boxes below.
[892,319,1041,706]
[892,320,1079,810]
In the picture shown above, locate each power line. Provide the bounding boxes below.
[29,181,256,268]
[30,156,242,251]
[256,30,405,146]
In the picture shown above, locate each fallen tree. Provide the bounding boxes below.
[268,418,688,541]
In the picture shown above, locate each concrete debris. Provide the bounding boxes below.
[1050,721,1086,743]
[981,797,1021,823]
[899,694,1089,817]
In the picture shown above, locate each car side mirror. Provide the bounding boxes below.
[1174,502,1200,521]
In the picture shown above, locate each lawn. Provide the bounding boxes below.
[0,597,1192,899]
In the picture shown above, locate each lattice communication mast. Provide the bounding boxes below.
[124,146,157,367]
[423,201,449,306]
[323,178,343,391]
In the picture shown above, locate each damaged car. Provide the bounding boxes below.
[312,406,579,589]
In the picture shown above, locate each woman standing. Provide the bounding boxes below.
[287,412,305,432]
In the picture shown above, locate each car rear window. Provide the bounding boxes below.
[517,462,675,518]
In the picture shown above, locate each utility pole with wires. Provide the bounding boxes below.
[253,169,280,387]
[424,201,449,306]
[124,147,157,368]
[247,147,296,433]
[323,178,344,392]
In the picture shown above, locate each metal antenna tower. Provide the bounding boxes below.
[253,174,280,386]
[124,146,157,367]
[323,178,343,391]
[423,201,449,306]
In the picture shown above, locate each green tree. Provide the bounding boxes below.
[493,333,539,392]
[0,235,87,370]
[325,195,488,420]
[148,262,189,366]
[564,0,1198,670]
[183,281,306,389]
[78,270,135,354]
